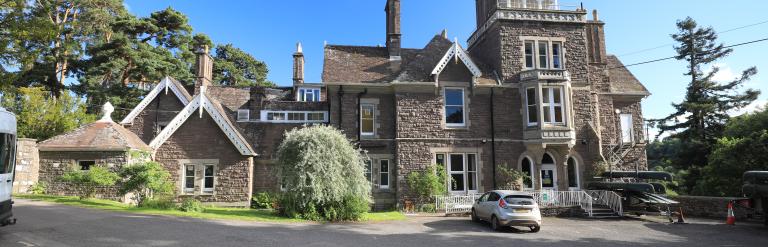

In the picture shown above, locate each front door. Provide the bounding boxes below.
[620,114,634,144]
[540,165,557,190]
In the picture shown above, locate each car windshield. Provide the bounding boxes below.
[504,195,534,205]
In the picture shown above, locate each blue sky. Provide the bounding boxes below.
[126,0,767,131]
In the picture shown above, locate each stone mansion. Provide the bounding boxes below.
[37,0,650,209]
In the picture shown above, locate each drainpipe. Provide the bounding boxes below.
[337,86,344,128]
[357,88,368,142]
[490,87,497,189]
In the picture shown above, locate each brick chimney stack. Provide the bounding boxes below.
[586,9,607,64]
[293,42,305,85]
[195,45,214,94]
[385,0,402,60]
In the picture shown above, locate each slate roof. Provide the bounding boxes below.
[607,55,650,96]
[38,121,151,152]
[323,34,497,84]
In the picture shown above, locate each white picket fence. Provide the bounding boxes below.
[435,190,603,216]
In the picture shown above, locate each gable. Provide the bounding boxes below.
[438,58,475,82]
[431,41,482,80]
[149,91,256,156]
[121,77,193,125]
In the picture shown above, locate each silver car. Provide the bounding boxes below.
[471,190,542,232]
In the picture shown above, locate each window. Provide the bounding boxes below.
[487,192,501,201]
[0,133,15,174]
[552,42,563,69]
[203,165,215,193]
[521,157,534,189]
[379,160,390,189]
[287,112,305,121]
[298,88,321,102]
[184,164,195,192]
[78,160,95,171]
[526,88,538,126]
[237,109,250,122]
[538,41,549,69]
[435,154,446,167]
[364,159,372,183]
[444,88,465,127]
[542,87,565,125]
[567,157,579,188]
[524,41,535,69]
[360,104,375,136]
[262,111,327,123]
[447,153,479,193]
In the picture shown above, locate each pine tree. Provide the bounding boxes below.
[653,17,760,193]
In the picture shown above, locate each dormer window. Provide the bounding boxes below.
[298,88,321,102]
[542,87,565,125]
[522,39,566,70]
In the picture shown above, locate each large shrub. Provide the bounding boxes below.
[119,160,174,206]
[406,164,449,206]
[276,125,371,221]
[60,165,120,199]
[496,164,529,191]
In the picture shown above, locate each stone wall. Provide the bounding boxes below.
[672,196,750,220]
[154,110,252,207]
[12,138,39,193]
[38,151,127,201]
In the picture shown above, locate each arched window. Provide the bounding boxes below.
[567,157,579,188]
[521,157,534,189]
[541,153,554,164]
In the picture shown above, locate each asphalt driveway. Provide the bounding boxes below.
[1,199,766,247]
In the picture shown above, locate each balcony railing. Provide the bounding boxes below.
[520,69,570,82]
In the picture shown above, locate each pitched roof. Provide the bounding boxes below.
[323,34,497,84]
[148,87,257,156]
[607,55,650,96]
[120,76,193,124]
[38,121,150,152]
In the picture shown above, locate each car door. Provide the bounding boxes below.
[475,193,489,218]
[484,192,501,219]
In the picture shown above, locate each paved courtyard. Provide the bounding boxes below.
[0,199,766,247]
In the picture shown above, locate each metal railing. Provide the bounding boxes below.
[586,190,624,216]
[530,190,593,216]
[435,190,597,216]
[435,193,482,215]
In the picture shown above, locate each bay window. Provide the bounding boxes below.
[444,88,466,127]
[524,41,535,69]
[542,87,565,125]
[537,41,549,69]
[552,42,563,69]
[526,88,538,126]
[522,39,566,70]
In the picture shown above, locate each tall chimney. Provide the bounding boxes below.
[385,0,402,59]
[195,45,214,94]
[293,42,305,85]
[586,9,607,64]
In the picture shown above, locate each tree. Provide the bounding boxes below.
[0,87,93,140]
[61,164,120,199]
[119,159,174,206]
[213,44,274,87]
[651,17,760,194]
[695,106,768,196]
[276,125,371,221]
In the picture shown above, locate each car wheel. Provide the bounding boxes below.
[471,209,480,222]
[490,215,501,232]
[530,225,541,233]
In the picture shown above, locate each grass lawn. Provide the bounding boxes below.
[15,194,405,223]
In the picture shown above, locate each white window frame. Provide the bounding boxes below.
[552,41,564,69]
[237,109,250,122]
[260,111,328,123]
[525,87,538,126]
[379,159,390,189]
[364,159,373,184]
[202,164,215,193]
[447,153,479,194]
[542,86,565,125]
[537,41,549,69]
[360,104,376,136]
[522,39,566,70]
[183,164,195,193]
[297,88,321,102]
[444,87,466,127]
[524,41,536,69]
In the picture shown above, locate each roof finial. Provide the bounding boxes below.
[296,42,303,53]
[99,102,114,122]
[441,29,448,39]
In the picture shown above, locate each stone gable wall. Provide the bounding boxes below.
[154,111,252,206]
[126,92,186,144]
